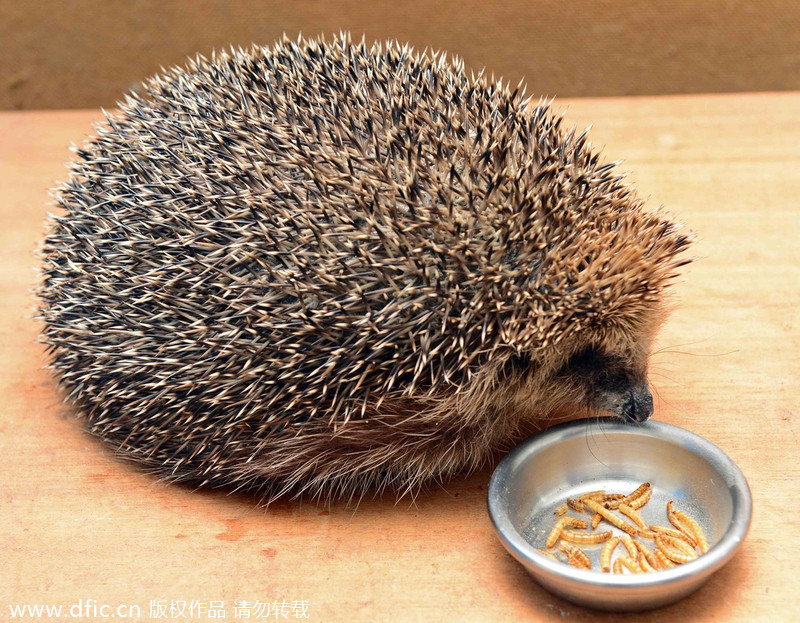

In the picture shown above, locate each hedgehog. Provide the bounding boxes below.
[39,34,691,503]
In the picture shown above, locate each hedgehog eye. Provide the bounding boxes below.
[562,347,634,390]
[559,346,628,385]
[565,347,604,373]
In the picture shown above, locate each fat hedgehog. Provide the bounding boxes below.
[39,34,691,502]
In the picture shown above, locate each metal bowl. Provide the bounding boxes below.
[487,418,751,612]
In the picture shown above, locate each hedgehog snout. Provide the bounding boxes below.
[592,379,654,422]
[619,384,654,422]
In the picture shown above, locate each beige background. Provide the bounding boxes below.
[2,0,800,110]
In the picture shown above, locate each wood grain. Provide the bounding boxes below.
[1,94,798,621]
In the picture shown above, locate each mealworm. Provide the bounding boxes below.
[654,549,676,569]
[634,541,660,571]
[667,501,698,544]
[619,503,649,532]
[561,529,612,544]
[617,554,643,574]
[665,533,699,558]
[627,487,653,510]
[606,482,650,510]
[546,516,589,548]
[656,534,699,564]
[620,533,638,558]
[669,502,709,554]
[601,536,621,573]
[568,490,607,513]
[638,552,656,572]
[583,499,638,536]
[538,483,710,575]
[536,548,560,562]
[560,543,592,570]
[566,498,584,513]
[650,524,697,548]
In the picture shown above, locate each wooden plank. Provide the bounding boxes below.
[1,94,798,621]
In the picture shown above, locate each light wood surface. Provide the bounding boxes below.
[2,93,798,621]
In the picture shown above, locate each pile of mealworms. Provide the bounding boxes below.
[536,483,710,573]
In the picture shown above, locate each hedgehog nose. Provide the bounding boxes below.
[622,387,654,422]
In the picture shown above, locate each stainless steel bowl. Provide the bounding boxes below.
[487,418,752,611]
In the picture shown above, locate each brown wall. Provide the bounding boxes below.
[2,0,799,110]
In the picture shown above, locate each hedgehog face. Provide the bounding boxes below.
[499,325,658,425]
[558,346,653,422]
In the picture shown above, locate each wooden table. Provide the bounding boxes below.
[2,93,798,622]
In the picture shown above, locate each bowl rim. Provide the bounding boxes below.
[487,417,752,589]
